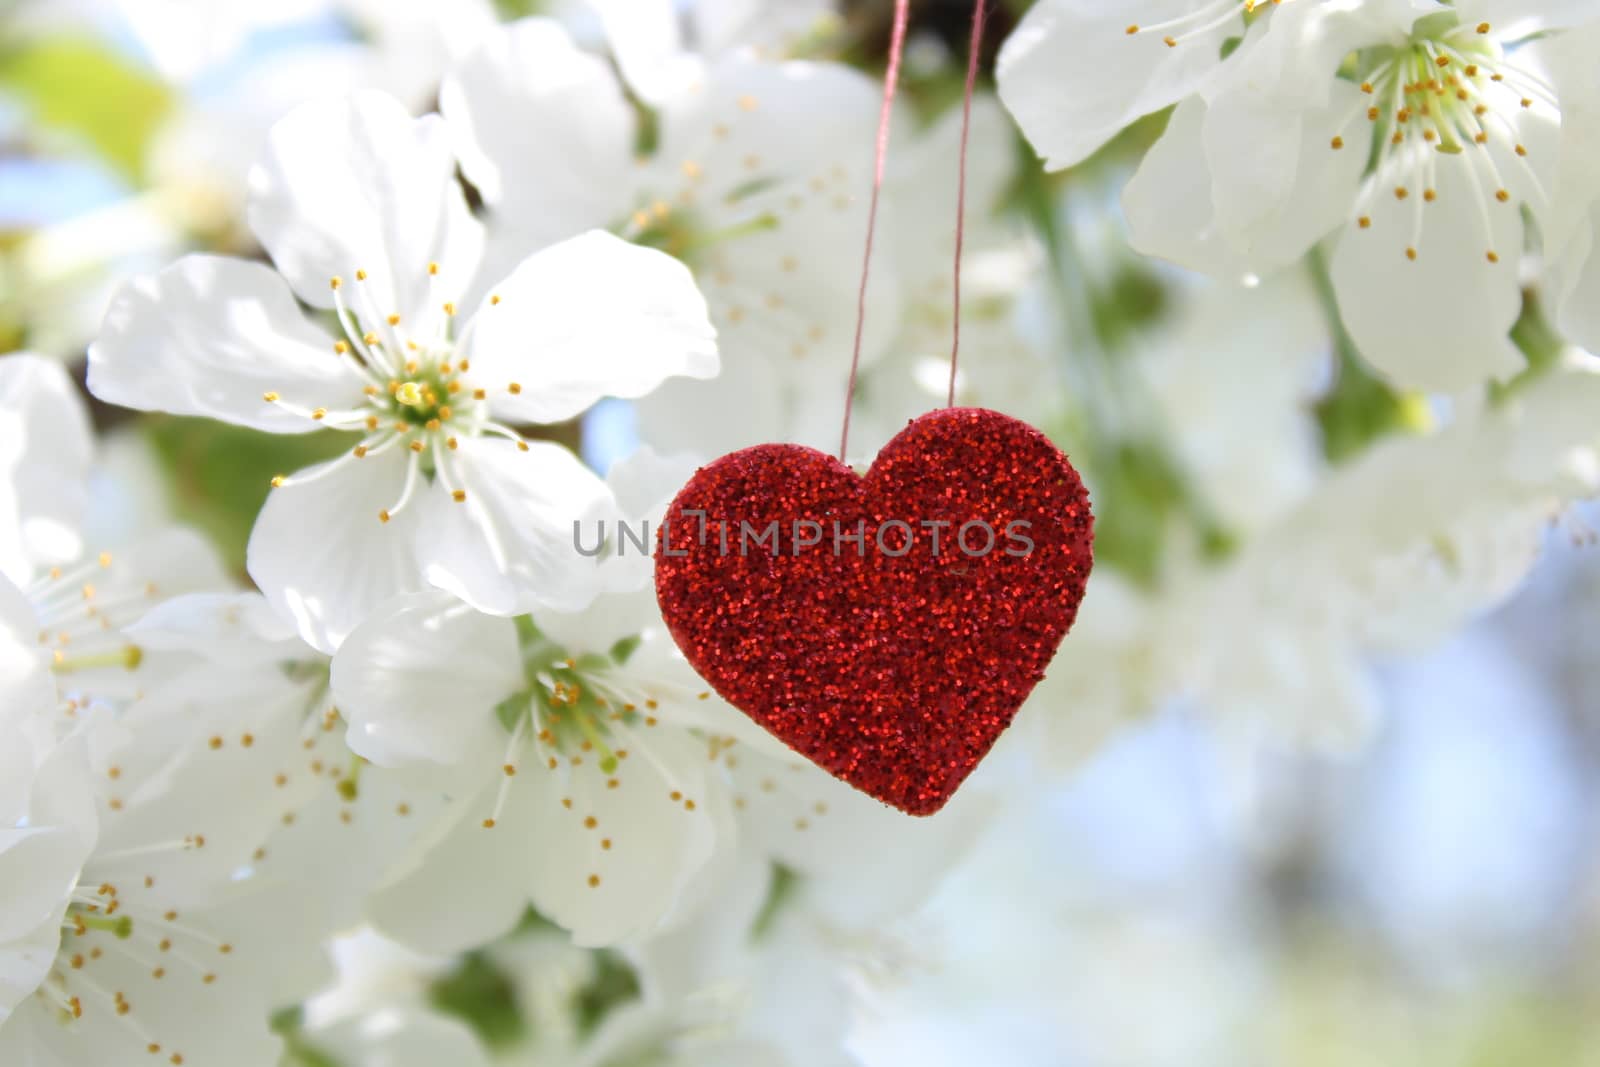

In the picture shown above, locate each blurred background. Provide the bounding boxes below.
[5,0,1600,1063]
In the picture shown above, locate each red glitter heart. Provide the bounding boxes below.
[654,407,1093,815]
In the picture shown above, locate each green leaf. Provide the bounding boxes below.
[0,36,173,179]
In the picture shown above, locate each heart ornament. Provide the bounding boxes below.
[654,407,1093,815]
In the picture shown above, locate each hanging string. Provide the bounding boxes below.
[839,0,910,461]
[839,0,989,459]
[949,0,988,407]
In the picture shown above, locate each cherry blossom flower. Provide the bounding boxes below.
[89,91,718,653]
[0,700,311,1066]
[440,17,888,413]
[328,586,745,949]
[0,355,228,722]
[637,92,1037,459]
[123,591,459,970]
[1000,1,1590,391]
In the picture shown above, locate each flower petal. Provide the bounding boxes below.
[127,592,303,667]
[652,55,883,206]
[634,338,785,456]
[997,0,1234,171]
[1198,7,1371,248]
[651,58,894,379]
[465,231,717,425]
[1124,89,1365,277]
[1544,24,1600,351]
[417,437,614,616]
[591,0,705,106]
[1453,0,1600,34]
[332,591,521,768]
[0,833,73,1023]
[518,725,732,948]
[247,447,428,655]
[728,752,996,929]
[530,589,661,664]
[311,1012,492,1067]
[1329,142,1527,391]
[247,91,484,323]
[0,577,53,721]
[0,355,92,587]
[440,19,635,241]
[367,786,538,955]
[88,255,365,434]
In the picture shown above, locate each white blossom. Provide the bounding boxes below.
[442,15,888,458]
[89,91,717,653]
[0,702,304,1066]
[1000,0,1590,391]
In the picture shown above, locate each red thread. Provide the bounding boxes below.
[840,0,910,461]
[950,0,988,407]
[839,0,990,456]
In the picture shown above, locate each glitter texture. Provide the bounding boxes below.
[654,408,1094,815]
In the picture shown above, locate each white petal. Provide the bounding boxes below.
[92,668,319,889]
[1453,0,1600,34]
[1552,206,1600,353]
[127,592,303,667]
[247,91,484,322]
[634,341,785,456]
[418,437,614,616]
[367,787,538,955]
[651,58,895,378]
[240,761,461,970]
[12,884,287,1065]
[518,726,731,947]
[1329,145,1526,391]
[89,255,365,434]
[1543,24,1600,351]
[0,806,93,1005]
[653,56,882,203]
[311,1012,492,1067]
[997,0,1233,171]
[529,589,661,662]
[0,576,53,721]
[1198,8,1369,248]
[1123,99,1238,273]
[332,591,520,768]
[1124,89,1364,277]
[585,448,707,596]
[104,527,230,612]
[592,0,705,106]
[690,0,836,55]
[1360,507,1544,654]
[440,19,635,240]
[699,175,900,381]
[603,627,789,756]
[729,753,995,928]
[0,843,67,1023]
[247,447,428,655]
[604,445,703,526]
[465,232,718,425]
[0,355,92,586]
